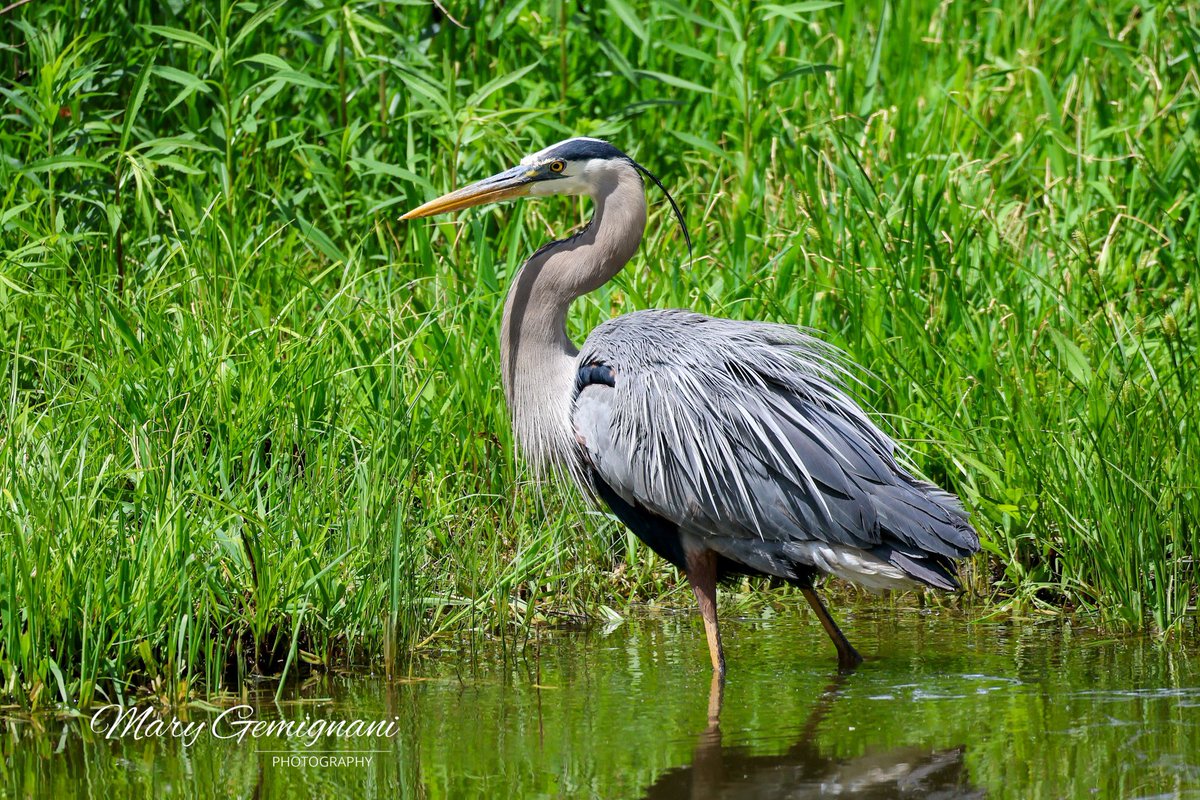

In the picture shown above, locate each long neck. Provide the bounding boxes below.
[500,166,647,472]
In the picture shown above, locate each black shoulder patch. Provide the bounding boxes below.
[575,362,616,395]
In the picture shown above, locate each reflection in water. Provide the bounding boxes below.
[642,673,983,800]
[0,611,1196,799]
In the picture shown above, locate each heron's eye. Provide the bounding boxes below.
[548,160,565,174]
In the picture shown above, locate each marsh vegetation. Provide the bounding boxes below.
[0,0,1197,709]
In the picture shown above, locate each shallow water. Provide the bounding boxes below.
[2,606,1198,799]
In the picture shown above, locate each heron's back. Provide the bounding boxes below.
[571,309,978,591]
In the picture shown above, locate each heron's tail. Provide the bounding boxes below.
[871,544,962,590]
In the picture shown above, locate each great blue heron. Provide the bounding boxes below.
[402,137,978,672]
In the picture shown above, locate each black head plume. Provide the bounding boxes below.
[630,160,693,263]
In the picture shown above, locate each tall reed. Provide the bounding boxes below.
[0,0,1195,708]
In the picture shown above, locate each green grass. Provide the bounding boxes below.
[0,0,1196,710]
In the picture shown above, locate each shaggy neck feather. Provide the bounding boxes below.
[500,166,647,472]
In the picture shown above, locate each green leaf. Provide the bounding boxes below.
[858,0,887,114]
[135,135,219,155]
[153,156,204,175]
[397,68,452,117]
[1028,66,1061,129]
[1048,328,1092,388]
[120,59,155,152]
[21,155,106,174]
[465,63,539,108]
[295,215,346,264]
[606,0,648,42]
[103,295,143,356]
[760,2,841,21]
[658,40,718,64]
[238,53,291,71]
[770,63,837,84]
[634,69,713,94]
[349,156,434,192]
[140,24,217,54]
[46,659,70,705]
[229,0,287,56]
[270,70,333,91]
[0,271,29,294]
[152,65,212,112]
[668,129,725,158]
[0,201,32,227]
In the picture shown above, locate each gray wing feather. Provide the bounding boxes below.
[572,309,977,566]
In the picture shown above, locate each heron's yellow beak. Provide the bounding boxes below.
[401,165,536,219]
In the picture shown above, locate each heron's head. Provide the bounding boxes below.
[401,138,633,218]
[401,137,691,252]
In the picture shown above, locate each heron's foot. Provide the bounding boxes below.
[836,645,864,672]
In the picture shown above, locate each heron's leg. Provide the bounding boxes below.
[801,587,863,670]
[706,669,724,724]
[685,549,725,676]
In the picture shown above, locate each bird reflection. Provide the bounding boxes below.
[640,673,983,800]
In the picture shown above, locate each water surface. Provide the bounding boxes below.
[2,606,1197,798]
